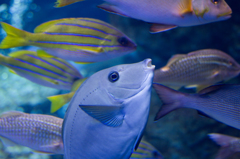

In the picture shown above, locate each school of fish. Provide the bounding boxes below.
[0,0,238,159]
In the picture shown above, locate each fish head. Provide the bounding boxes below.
[100,33,137,56]
[99,58,155,102]
[192,0,232,22]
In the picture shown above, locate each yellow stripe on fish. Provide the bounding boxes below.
[0,50,82,90]
[0,18,136,62]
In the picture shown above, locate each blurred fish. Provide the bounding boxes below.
[48,78,87,113]
[154,49,240,91]
[54,0,232,33]
[63,59,155,159]
[0,18,136,62]
[0,111,63,154]
[153,84,240,129]
[131,140,164,159]
[209,133,240,159]
[0,50,82,90]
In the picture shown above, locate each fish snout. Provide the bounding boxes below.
[144,58,155,70]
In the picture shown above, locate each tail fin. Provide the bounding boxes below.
[209,133,236,159]
[54,0,84,7]
[0,22,30,49]
[48,91,75,113]
[153,83,186,121]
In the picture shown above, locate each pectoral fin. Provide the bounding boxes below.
[150,24,177,33]
[177,0,193,16]
[0,136,18,147]
[97,4,129,17]
[79,105,124,127]
[37,50,54,58]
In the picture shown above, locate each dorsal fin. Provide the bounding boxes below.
[0,111,25,118]
[166,54,186,66]
[8,50,36,57]
[34,18,76,33]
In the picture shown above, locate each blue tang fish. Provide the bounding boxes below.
[153,84,240,129]
[63,59,155,159]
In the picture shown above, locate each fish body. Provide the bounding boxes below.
[0,18,136,62]
[0,111,63,154]
[153,84,240,129]
[55,0,232,33]
[63,59,155,159]
[209,133,240,159]
[0,50,82,90]
[154,49,240,90]
[131,140,164,159]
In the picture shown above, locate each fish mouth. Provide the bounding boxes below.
[217,11,232,19]
[144,58,155,70]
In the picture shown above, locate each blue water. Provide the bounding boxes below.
[0,0,240,158]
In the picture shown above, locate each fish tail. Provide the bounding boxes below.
[0,22,30,49]
[209,133,236,159]
[54,0,84,8]
[48,92,75,113]
[153,83,187,121]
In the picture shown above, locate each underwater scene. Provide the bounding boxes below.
[0,0,240,159]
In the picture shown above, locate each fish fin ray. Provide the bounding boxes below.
[166,54,186,66]
[79,105,124,127]
[185,85,198,89]
[8,50,37,57]
[196,84,211,93]
[9,69,17,75]
[48,92,74,113]
[37,50,54,58]
[150,23,177,33]
[0,22,29,49]
[0,111,24,118]
[0,136,19,147]
[98,4,129,17]
[177,0,193,16]
[33,150,54,154]
[54,0,84,8]
[198,84,225,95]
[208,133,235,146]
[153,83,185,120]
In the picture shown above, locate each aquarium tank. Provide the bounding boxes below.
[0,0,239,159]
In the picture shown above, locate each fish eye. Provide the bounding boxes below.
[211,0,219,4]
[118,37,129,46]
[108,71,119,82]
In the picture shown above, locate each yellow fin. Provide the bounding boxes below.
[150,23,177,33]
[48,92,75,113]
[33,150,53,155]
[0,22,30,49]
[9,69,17,75]
[178,0,192,16]
[71,78,87,91]
[166,54,186,66]
[8,50,36,57]
[37,50,54,58]
[54,0,84,8]
[196,85,211,93]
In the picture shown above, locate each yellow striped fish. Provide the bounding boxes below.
[0,50,82,90]
[131,140,164,159]
[0,18,137,62]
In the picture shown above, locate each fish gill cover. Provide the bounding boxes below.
[0,0,239,159]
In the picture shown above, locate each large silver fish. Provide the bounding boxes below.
[63,59,155,159]
[209,133,240,159]
[154,49,240,91]
[0,111,63,154]
[153,84,240,129]
[55,0,232,33]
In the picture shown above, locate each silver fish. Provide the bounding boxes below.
[209,133,240,159]
[154,49,240,91]
[0,111,63,154]
[63,59,155,159]
[153,84,240,129]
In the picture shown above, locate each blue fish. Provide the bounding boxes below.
[63,59,155,159]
